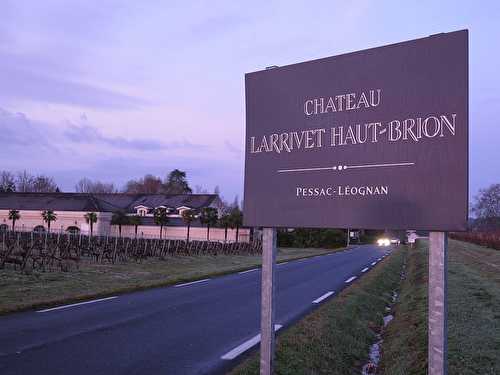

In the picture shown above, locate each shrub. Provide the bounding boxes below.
[450,231,500,250]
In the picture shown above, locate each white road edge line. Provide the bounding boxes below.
[361,267,369,273]
[174,279,210,287]
[278,261,289,266]
[37,296,117,313]
[312,291,335,304]
[238,268,258,274]
[345,276,357,283]
[371,261,377,266]
[221,324,283,360]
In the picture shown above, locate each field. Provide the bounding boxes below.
[0,246,341,314]
[379,238,500,375]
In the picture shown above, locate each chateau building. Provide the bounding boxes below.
[0,192,249,242]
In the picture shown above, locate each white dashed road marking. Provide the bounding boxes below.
[312,291,335,304]
[238,269,258,274]
[174,279,210,287]
[37,296,117,313]
[221,325,283,360]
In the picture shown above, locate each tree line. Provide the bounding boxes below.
[75,169,195,195]
[0,169,194,195]
[0,171,59,193]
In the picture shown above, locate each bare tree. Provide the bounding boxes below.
[32,175,59,192]
[194,185,209,194]
[0,171,16,192]
[16,170,35,192]
[141,175,163,193]
[76,178,117,193]
[472,183,500,229]
[75,178,93,193]
[15,171,59,192]
[123,174,162,193]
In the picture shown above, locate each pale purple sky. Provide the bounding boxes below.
[1,1,499,202]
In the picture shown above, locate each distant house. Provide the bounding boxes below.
[0,192,248,242]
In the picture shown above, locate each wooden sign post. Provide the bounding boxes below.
[428,232,448,375]
[260,228,277,375]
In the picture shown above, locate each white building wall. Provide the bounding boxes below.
[0,209,250,242]
[110,225,250,242]
[0,209,110,235]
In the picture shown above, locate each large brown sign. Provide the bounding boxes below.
[243,30,468,231]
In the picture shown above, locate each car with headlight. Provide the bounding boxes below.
[377,238,391,247]
[377,237,400,246]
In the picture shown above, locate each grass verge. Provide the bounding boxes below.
[379,239,500,375]
[447,239,500,375]
[229,247,406,375]
[378,242,428,375]
[0,246,343,315]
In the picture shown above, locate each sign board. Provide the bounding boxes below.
[243,30,468,231]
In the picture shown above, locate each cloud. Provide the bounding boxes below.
[0,63,149,110]
[64,124,165,150]
[0,106,237,195]
[0,106,209,163]
[0,107,54,149]
[64,123,208,151]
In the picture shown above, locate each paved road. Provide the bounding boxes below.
[0,245,392,375]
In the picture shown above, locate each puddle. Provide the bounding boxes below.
[361,260,406,374]
[383,314,394,327]
[362,334,382,375]
[361,290,398,374]
[392,291,398,303]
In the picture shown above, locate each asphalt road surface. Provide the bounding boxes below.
[0,244,392,375]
